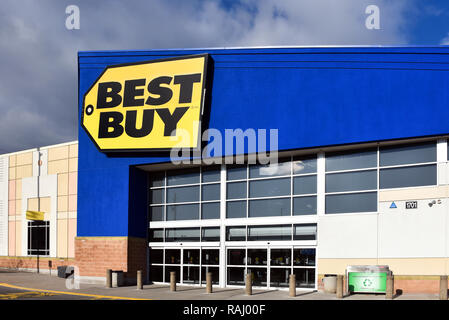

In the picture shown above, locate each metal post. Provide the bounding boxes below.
[137,270,143,290]
[440,276,448,300]
[385,274,394,300]
[289,274,296,297]
[245,273,252,296]
[336,275,343,299]
[206,272,213,293]
[106,269,112,288]
[170,271,176,292]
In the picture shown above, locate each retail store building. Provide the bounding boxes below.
[1,47,449,293]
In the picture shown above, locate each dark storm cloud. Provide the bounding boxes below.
[0,0,413,153]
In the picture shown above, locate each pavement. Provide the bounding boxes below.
[0,270,441,300]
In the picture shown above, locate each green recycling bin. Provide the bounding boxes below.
[347,265,391,294]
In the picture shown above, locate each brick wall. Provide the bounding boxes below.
[0,256,74,272]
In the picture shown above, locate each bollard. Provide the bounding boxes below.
[170,271,176,292]
[106,269,112,288]
[206,272,213,294]
[137,270,143,290]
[385,274,394,300]
[336,275,343,299]
[289,274,296,297]
[440,276,448,300]
[245,273,252,295]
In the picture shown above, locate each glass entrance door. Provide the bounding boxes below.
[149,247,220,285]
[226,246,316,289]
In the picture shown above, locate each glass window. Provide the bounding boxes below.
[247,267,267,286]
[27,221,50,256]
[294,224,317,241]
[202,166,221,182]
[227,166,247,180]
[227,182,246,199]
[149,228,164,242]
[293,196,317,215]
[326,170,377,193]
[326,149,377,172]
[293,249,316,266]
[293,175,317,195]
[202,202,220,219]
[201,267,219,284]
[183,249,200,264]
[150,172,165,187]
[247,249,267,265]
[166,204,199,220]
[183,266,200,284]
[166,186,199,203]
[202,184,220,201]
[201,227,220,242]
[149,248,163,264]
[165,228,200,242]
[294,268,315,288]
[249,178,290,198]
[293,156,317,174]
[165,266,180,283]
[227,267,245,285]
[202,249,219,265]
[380,142,436,167]
[226,201,246,218]
[150,188,164,204]
[380,164,437,189]
[165,249,181,264]
[325,192,377,214]
[249,198,290,217]
[271,249,291,266]
[270,268,291,288]
[167,168,200,186]
[226,226,246,241]
[249,160,291,178]
[227,249,246,265]
[149,206,164,221]
[247,225,292,241]
[150,266,163,282]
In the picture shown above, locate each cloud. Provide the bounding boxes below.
[441,33,449,45]
[0,0,415,153]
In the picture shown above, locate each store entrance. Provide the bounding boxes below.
[149,246,220,285]
[226,246,316,289]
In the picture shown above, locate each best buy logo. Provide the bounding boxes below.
[81,54,208,152]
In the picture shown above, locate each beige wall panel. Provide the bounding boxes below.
[8,199,15,216]
[8,180,15,200]
[68,218,76,258]
[9,155,16,167]
[57,173,68,196]
[57,219,68,258]
[318,259,378,274]
[48,159,69,175]
[69,144,78,158]
[8,221,15,256]
[16,165,32,179]
[15,179,21,200]
[27,197,51,213]
[58,212,68,219]
[15,199,21,216]
[8,167,15,180]
[57,196,68,212]
[68,172,77,195]
[48,146,69,162]
[379,186,449,202]
[16,152,32,166]
[15,221,21,256]
[69,158,78,173]
[68,195,77,212]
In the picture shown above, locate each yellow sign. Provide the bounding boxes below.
[82,54,209,152]
[26,210,44,221]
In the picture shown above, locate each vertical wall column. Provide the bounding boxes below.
[219,164,227,288]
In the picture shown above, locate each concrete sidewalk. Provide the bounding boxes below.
[0,270,441,300]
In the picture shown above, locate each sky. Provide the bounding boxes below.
[1,0,449,153]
